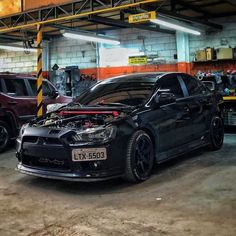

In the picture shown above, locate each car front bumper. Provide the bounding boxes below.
[16,163,123,182]
[16,126,129,182]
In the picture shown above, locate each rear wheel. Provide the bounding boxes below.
[0,121,10,153]
[124,130,154,183]
[208,115,224,151]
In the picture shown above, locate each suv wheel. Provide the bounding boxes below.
[208,115,224,151]
[124,130,154,183]
[0,121,10,153]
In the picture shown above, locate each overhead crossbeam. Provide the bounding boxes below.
[88,15,175,34]
[0,0,159,34]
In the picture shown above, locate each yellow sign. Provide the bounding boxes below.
[129,56,148,65]
[128,11,156,23]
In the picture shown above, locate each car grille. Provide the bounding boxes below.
[21,136,71,171]
[21,154,71,171]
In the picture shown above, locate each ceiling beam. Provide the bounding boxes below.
[158,9,223,30]
[177,0,223,11]
[225,0,236,6]
[175,0,213,16]
[88,15,175,34]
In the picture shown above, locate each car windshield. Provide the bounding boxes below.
[75,74,161,106]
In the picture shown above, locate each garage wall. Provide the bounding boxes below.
[189,18,236,60]
[0,50,37,73]
[0,18,235,77]
[49,37,97,70]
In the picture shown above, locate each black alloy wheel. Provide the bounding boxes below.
[208,115,224,151]
[124,130,154,183]
[0,121,10,153]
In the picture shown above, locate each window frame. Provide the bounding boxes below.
[181,73,207,97]
[2,77,29,97]
[156,73,186,100]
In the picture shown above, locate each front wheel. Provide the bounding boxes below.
[124,130,154,183]
[208,115,224,151]
[0,121,10,153]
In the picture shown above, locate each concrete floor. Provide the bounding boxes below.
[0,134,235,236]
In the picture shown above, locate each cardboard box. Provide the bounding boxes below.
[195,50,206,61]
[206,48,214,61]
[216,48,233,60]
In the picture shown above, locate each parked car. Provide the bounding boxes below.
[0,73,72,152]
[16,72,224,183]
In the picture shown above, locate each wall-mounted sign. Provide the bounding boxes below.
[128,11,156,24]
[129,56,148,65]
[0,0,21,17]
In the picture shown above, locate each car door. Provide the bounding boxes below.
[2,77,36,124]
[180,74,213,141]
[156,74,192,155]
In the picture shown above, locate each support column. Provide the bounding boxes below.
[37,24,43,117]
[176,31,191,73]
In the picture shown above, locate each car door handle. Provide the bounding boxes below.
[8,100,17,105]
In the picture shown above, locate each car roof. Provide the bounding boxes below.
[99,72,181,84]
[0,72,45,80]
[0,72,35,79]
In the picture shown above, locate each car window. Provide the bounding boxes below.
[28,79,52,96]
[0,79,2,92]
[76,82,155,106]
[4,78,28,96]
[157,74,184,98]
[182,74,206,96]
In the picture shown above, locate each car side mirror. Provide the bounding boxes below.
[155,92,176,106]
[202,81,215,92]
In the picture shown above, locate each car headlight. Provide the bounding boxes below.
[71,125,117,143]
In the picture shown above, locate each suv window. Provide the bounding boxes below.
[28,80,52,96]
[4,78,28,96]
[157,74,184,98]
[182,74,206,96]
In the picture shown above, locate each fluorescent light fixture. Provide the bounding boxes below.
[61,30,120,45]
[150,19,201,35]
[0,44,37,52]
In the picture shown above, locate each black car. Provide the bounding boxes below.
[16,72,224,183]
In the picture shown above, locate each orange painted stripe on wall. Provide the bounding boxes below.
[80,64,178,80]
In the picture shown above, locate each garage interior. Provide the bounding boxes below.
[0,0,236,235]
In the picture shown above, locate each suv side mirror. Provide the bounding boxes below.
[50,90,59,99]
[155,92,176,106]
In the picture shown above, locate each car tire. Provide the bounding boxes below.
[124,130,154,183]
[0,121,10,153]
[208,115,224,151]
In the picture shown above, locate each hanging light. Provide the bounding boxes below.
[150,18,201,36]
[61,30,120,45]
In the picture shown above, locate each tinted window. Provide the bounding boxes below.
[182,74,206,96]
[28,80,53,96]
[157,74,184,98]
[4,78,28,96]
[76,81,155,106]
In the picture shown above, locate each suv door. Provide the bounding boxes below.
[1,77,36,124]
[26,79,57,114]
[180,73,212,141]
[156,74,192,156]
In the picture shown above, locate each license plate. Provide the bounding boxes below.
[72,148,107,162]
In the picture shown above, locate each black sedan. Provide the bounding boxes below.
[16,72,224,183]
